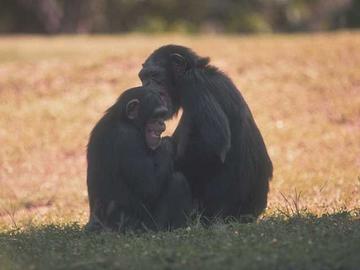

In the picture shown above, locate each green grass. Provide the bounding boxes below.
[1,212,359,270]
[0,32,359,269]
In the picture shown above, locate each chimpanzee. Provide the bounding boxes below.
[85,86,191,232]
[139,45,273,221]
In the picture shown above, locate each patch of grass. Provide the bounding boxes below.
[0,32,359,269]
[0,211,359,270]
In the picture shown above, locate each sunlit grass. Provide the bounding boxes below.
[0,32,359,225]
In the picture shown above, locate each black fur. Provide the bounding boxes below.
[86,86,191,232]
[140,45,273,220]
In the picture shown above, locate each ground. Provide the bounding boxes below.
[0,32,359,269]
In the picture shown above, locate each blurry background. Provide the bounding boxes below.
[1,0,360,34]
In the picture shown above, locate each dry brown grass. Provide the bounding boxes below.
[0,32,359,228]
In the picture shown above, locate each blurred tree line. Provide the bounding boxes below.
[0,0,359,34]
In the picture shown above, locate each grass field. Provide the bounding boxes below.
[0,32,359,269]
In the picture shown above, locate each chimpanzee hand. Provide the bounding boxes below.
[153,136,175,175]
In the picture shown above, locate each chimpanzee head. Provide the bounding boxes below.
[117,86,168,150]
[138,45,210,115]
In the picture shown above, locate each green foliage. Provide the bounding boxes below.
[346,0,360,28]
[227,12,272,33]
[0,0,359,33]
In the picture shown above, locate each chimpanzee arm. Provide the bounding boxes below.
[172,110,192,160]
[181,70,231,162]
[116,130,173,202]
[197,91,231,162]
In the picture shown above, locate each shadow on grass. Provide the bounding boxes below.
[0,211,359,270]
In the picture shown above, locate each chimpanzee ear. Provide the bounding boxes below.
[126,99,140,119]
[170,53,187,77]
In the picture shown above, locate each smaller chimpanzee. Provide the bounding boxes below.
[85,86,191,232]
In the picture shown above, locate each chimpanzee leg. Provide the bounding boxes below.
[84,199,111,232]
[153,172,192,230]
[202,165,268,222]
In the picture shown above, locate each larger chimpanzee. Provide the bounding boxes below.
[139,45,273,221]
[86,86,191,232]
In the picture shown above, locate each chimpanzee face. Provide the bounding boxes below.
[138,60,173,114]
[139,45,211,116]
[144,115,166,150]
[125,89,168,150]
[139,51,188,116]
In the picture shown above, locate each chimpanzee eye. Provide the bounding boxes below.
[151,71,158,79]
[151,72,164,84]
